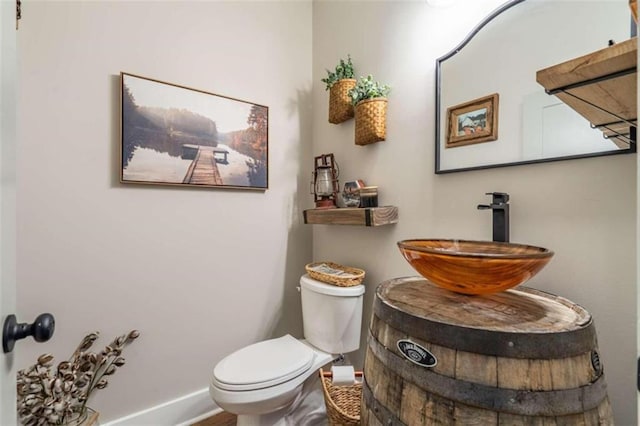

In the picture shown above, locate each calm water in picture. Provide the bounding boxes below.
[123,143,253,186]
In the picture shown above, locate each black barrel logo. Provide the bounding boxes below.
[397,339,437,368]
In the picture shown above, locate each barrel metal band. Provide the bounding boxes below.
[373,296,596,359]
[367,332,608,417]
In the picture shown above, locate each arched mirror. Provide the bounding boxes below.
[435,0,636,174]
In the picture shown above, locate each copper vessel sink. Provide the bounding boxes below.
[397,239,554,295]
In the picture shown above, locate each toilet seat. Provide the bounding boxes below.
[212,335,315,391]
[209,338,334,416]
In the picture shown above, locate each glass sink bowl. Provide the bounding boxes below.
[397,239,554,295]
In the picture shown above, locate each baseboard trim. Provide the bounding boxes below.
[102,388,221,426]
[180,407,224,426]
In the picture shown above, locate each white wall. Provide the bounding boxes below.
[313,1,636,424]
[16,1,312,422]
[1,1,18,425]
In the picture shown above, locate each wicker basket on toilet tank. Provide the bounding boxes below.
[305,262,365,287]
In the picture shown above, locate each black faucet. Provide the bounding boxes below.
[477,192,510,243]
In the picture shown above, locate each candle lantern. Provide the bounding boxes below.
[311,154,339,209]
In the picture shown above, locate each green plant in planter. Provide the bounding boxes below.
[348,75,391,106]
[321,55,355,90]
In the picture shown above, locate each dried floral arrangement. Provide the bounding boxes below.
[17,330,140,426]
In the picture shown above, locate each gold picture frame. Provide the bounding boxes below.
[446,93,499,148]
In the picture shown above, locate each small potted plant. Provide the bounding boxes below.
[16,330,140,426]
[321,55,356,124]
[348,75,391,146]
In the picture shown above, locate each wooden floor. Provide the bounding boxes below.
[192,411,236,426]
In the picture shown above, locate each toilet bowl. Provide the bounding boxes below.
[209,274,365,425]
[210,335,333,418]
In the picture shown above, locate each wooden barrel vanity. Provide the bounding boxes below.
[361,277,613,425]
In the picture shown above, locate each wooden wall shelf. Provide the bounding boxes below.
[536,37,637,146]
[303,206,398,227]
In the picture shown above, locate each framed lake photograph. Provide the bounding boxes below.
[121,72,268,190]
[446,93,499,148]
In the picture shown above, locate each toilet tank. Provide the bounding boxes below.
[299,274,365,354]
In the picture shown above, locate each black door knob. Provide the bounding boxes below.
[2,313,55,353]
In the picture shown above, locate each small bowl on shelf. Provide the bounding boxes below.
[397,239,554,295]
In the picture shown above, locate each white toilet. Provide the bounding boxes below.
[209,274,365,426]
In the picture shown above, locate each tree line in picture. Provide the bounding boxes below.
[122,84,218,168]
[225,104,268,187]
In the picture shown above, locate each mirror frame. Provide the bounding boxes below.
[435,0,637,174]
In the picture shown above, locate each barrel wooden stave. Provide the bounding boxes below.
[362,277,613,426]
[370,314,600,392]
[364,342,612,425]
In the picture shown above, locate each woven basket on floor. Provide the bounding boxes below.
[354,97,387,146]
[329,79,356,124]
[305,262,365,287]
[320,369,363,426]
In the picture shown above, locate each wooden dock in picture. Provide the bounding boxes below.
[182,146,225,185]
[182,144,229,162]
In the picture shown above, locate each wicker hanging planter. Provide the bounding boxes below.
[328,79,356,124]
[354,97,387,146]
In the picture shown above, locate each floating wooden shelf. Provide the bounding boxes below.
[536,37,637,147]
[303,206,398,227]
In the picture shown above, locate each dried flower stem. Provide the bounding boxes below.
[17,330,140,425]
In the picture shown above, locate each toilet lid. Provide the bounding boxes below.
[212,335,315,391]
